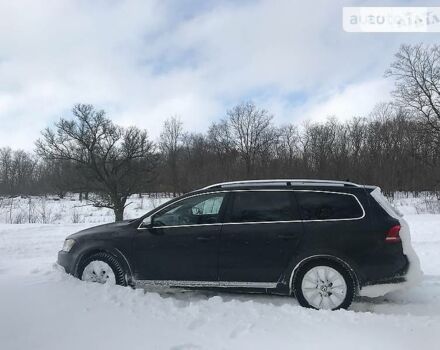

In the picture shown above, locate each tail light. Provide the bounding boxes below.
[385,225,401,243]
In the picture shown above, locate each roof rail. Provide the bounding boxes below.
[202,179,360,190]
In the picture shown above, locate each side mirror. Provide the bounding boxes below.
[139,216,152,229]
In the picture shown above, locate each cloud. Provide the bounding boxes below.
[0,0,437,150]
[293,79,393,123]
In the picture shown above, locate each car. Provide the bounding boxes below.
[57,179,422,310]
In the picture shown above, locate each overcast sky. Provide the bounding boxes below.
[0,0,438,150]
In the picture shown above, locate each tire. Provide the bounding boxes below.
[293,259,355,310]
[77,252,127,286]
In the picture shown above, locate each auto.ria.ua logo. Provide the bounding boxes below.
[343,7,440,32]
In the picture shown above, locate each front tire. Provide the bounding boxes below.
[293,260,355,310]
[77,252,126,286]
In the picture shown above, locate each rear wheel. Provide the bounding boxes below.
[293,260,355,310]
[78,252,126,286]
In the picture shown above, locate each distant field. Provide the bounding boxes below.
[0,191,439,224]
[0,193,172,224]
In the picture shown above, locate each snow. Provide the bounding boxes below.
[0,194,170,224]
[1,197,440,349]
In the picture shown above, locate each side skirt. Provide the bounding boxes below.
[134,280,278,289]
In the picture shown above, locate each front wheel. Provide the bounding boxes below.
[78,252,126,286]
[293,260,355,310]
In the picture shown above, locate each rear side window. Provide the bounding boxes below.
[295,191,363,220]
[228,191,299,223]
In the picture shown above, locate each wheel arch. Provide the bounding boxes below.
[74,245,134,284]
[288,254,360,294]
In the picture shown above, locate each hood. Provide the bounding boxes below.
[68,219,137,240]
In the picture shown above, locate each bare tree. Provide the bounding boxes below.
[160,116,183,196]
[386,45,440,189]
[207,121,238,180]
[0,147,39,195]
[36,104,157,221]
[0,147,12,194]
[42,160,83,199]
[386,44,440,137]
[223,102,277,178]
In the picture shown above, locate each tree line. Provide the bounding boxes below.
[1,43,440,220]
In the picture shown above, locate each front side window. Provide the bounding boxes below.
[295,191,363,220]
[152,193,226,227]
[228,191,298,223]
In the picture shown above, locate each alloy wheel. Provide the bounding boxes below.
[300,265,348,310]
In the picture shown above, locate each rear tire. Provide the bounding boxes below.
[77,252,126,286]
[293,259,355,310]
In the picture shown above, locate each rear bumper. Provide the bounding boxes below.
[359,254,422,297]
[364,254,409,285]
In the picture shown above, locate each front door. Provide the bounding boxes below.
[133,192,227,283]
[219,190,303,285]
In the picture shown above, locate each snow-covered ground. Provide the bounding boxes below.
[0,194,170,224]
[1,196,440,349]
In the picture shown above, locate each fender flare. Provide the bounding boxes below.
[288,254,360,293]
[74,245,134,284]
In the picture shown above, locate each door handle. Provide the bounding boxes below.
[196,236,215,241]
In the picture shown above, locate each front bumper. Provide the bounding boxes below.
[57,250,76,275]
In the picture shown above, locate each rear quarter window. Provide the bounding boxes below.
[295,191,364,220]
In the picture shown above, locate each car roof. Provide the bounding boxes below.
[184,179,376,196]
[202,179,361,189]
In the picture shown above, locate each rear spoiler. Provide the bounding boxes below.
[362,185,379,192]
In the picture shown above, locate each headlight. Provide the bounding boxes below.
[62,239,76,252]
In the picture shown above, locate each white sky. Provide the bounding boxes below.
[0,0,438,149]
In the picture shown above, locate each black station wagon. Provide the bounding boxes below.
[58,179,420,310]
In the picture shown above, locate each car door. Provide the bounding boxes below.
[132,192,227,283]
[218,190,303,285]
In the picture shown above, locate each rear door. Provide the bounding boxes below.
[218,190,303,285]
